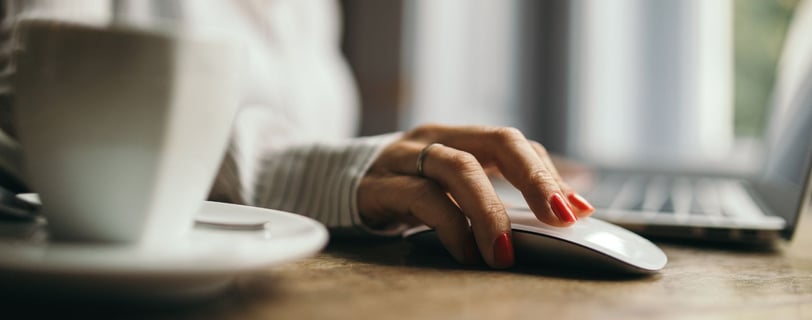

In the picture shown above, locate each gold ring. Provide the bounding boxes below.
[416,143,443,177]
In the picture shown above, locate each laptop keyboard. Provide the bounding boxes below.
[584,174,786,229]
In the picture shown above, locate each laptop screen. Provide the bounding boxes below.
[756,71,812,239]
[752,1,812,239]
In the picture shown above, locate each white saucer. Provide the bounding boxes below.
[0,201,328,302]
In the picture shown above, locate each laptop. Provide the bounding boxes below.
[576,92,812,244]
[497,3,812,244]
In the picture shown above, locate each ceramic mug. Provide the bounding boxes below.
[14,20,240,244]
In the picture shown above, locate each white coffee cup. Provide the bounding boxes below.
[13,20,240,244]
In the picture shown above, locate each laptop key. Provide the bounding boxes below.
[718,180,767,220]
[672,177,693,223]
[585,173,625,209]
[642,175,670,212]
[609,174,646,212]
[660,197,675,213]
[694,178,722,216]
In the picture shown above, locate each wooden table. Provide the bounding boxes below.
[10,213,812,320]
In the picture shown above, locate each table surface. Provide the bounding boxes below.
[9,213,812,320]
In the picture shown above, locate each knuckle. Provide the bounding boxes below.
[474,201,509,227]
[491,127,526,145]
[446,151,480,173]
[372,142,402,166]
[532,141,549,157]
[407,123,442,140]
[526,168,557,190]
[483,201,507,218]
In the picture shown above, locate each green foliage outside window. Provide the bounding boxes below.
[734,0,799,137]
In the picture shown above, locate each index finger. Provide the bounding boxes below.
[407,125,577,226]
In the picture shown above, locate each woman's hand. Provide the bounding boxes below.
[358,124,595,268]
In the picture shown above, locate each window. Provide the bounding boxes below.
[400,0,802,170]
[568,0,802,170]
[734,0,799,137]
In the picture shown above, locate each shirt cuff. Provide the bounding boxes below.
[238,132,406,237]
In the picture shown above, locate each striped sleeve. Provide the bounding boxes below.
[211,132,406,237]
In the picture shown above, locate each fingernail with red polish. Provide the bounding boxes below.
[492,232,514,268]
[568,193,595,212]
[550,193,577,223]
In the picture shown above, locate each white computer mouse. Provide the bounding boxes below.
[404,208,668,273]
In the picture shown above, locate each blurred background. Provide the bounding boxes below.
[343,0,800,171]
